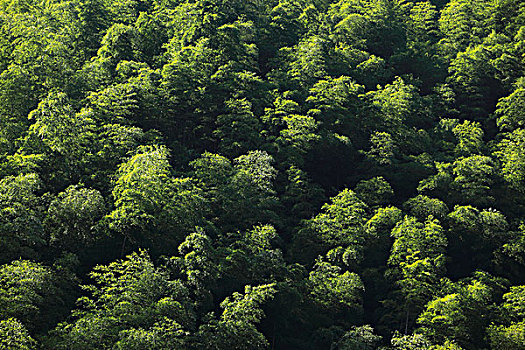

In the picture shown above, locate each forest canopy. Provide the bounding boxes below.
[0,0,525,349]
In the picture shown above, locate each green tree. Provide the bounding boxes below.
[281,165,325,220]
[366,131,397,165]
[447,32,520,119]
[450,155,496,206]
[488,322,525,350]
[172,229,218,294]
[0,173,46,263]
[282,35,328,89]
[327,0,407,59]
[363,205,403,267]
[332,325,381,350]
[45,184,106,252]
[438,0,488,59]
[109,145,205,252]
[308,260,364,316]
[447,206,509,276]
[487,285,525,350]
[0,259,75,334]
[399,1,443,84]
[0,318,36,350]
[91,123,153,191]
[451,120,484,156]
[52,250,193,350]
[495,128,525,192]
[502,223,525,267]
[214,98,262,158]
[305,75,365,141]
[191,150,279,233]
[189,152,237,231]
[276,113,320,165]
[195,284,277,350]
[231,150,280,228]
[496,78,525,131]
[403,195,449,221]
[97,23,141,69]
[417,272,507,349]
[386,216,447,333]
[215,224,289,303]
[26,92,98,186]
[355,176,394,207]
[294,189,369,265]
[390,332,433,350]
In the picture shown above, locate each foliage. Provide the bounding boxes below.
[194,283,277,349]
[46,184,106,251]
[308,259,364,313]
[0,259,76,334]
[109,145,205,251]
[0,318,36,350]
[332,325,382,350]
[0,173,46,263]
[0,0,524,348]
[52,250,192,349]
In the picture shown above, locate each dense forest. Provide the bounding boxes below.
[1,0,525,348]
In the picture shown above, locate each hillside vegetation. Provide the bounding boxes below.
[1,0,525,348]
